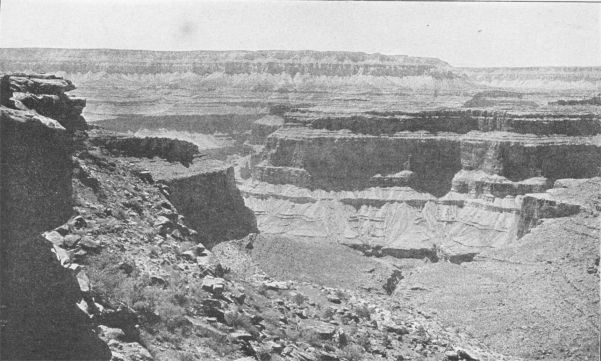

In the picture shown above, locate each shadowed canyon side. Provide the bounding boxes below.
[0,75,110,360]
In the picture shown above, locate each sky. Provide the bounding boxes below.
[0,0,600,67]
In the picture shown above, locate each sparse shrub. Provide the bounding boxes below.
[338,331,349,347]
[354,332,371,351]
[143,229,158,243]
[302,329,322,348]
[86,251,146,306]
[321,307,335,320]
[335,289,347,300]
[291,292,308,306]
[353,304,372,320]
[224,310,259,337]
[114,207,129,220]
[155,301,187,332]
[254,343,272,361]
[161,351,196,361]
[257,283,269,296]
[122,199,144,215]
[382,331,392,349]
[204,334,239,357]
[338,344,364,361]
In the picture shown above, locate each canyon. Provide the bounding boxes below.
[0,49,599,361]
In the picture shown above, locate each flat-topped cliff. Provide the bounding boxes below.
[0,48,454,77]
[243,105,601,264]
[287,109,601,136]
[255,126,600,195]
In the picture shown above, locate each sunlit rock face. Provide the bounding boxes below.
[243,107,601,260]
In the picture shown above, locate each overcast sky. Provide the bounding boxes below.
[1,0,599,67]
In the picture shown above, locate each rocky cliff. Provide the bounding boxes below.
[89,129,200,166]
[0,104,109,359]
[129,157,258,248]
[2,73,87,130]
[255,126,600,195]
[244,109,601,260]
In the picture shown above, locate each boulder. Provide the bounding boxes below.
[326,295,341,304]
[229,330,253,342]
[43,231,65,247]
[98,325,126,341]
[202,276,225,295]
[263,280,290,291]
[52,245,71,266]
[76,270,91,293]
[79,237,102,251]
[64,234,81,248]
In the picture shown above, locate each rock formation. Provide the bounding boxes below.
[243,108,601,260]
[3,73,87,130]
[0,102,109,359]
[141,158,258,247]
[89,129,200,166]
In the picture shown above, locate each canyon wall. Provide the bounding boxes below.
[0,83,109,359]
[244,109,601,260]
[461,66,601,90]
[0,48,453,77]
[256,125,600,195]
[290,109,601,136]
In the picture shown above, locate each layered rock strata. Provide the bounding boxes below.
[255,126,600,195]
[0,48,453,77]
[288,109,601,136]
[245,110,601,260]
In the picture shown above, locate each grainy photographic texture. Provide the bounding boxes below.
[0,1,599,361]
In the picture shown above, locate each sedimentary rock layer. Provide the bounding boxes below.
[288,109,601,136]
[256,126,601,195]
[0,48,454,77]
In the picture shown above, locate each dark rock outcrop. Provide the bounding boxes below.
[0,106,109,360]
[549,94,601,106]
[463,90,539,109]
[2,73,87,130]
[143,158,258,248]
[89,130,200,166]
